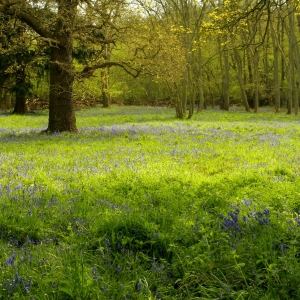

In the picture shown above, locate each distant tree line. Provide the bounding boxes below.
[0,0,299,131]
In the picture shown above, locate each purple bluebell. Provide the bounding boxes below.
[136,281,141,291]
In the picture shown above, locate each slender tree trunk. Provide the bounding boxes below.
[175,90,184,119]
[293,10,300,115]
[13,67,28,114]
[47,0,77,132]
[0,76,12,110]
[223,43,230,111]
[101,43,111,108]
[280,6,285,108]
[271,21,280,112]
[218,38,230,110]
[287,0,295,115]
[253,49,259,113]
[188,64,195,119]
[233,48,250,112]
[0,87,11,110]
[101,68,111,108]
[197,47,205,112]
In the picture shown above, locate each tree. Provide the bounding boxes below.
[0,0,77,130]
[0,0,142,132]
[0,14,34,113]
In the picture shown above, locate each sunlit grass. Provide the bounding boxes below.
[0,106,300,299]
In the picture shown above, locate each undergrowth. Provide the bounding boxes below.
[0,106,300,299]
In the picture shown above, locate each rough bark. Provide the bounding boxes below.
[0,1,77,131]
[47,0,78,132]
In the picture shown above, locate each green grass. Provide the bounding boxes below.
[0,106,300,299]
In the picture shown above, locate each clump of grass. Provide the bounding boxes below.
[1,106,300,299]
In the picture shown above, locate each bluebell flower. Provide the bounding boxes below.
[295,217,300,226]
[5,255,16,266]
[115,265,122,274]
[258,218,269,226]
[242,198,252,207]
[136,281,141,291]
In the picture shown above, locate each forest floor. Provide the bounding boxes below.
[0,106,300,299]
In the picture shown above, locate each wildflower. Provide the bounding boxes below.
[104,238,110,247]
[24,280,31,293]
[258,218,269,226]
[228,209,239,223]
[5,255,16,266]
[115,265,122,274]
[153,232,159,238]
[280,244,289,256]
[136,281,141,291]
[155,289,162,299]
[242,198,252,207]
[242,216,249,222]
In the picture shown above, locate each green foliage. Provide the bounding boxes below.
[0,106,300,298]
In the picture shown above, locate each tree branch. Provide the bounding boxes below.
[78,61,141,79]
[0,2,58,44]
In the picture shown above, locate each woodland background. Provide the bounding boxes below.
[0,0,300,119]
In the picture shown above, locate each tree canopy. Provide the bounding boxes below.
[0,0,299,131]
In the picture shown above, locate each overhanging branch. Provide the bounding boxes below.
[78,61,141,79]
[0,2,57,43]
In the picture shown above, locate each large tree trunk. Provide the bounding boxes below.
[47,0,77,132]
[48,47,76,131]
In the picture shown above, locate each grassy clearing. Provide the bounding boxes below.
[0,106,300,299]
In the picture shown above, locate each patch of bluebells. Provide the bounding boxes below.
[294,216,300,227]
[5,254,16,267]
[219,200,297,258]
[2,273,32,297]
[219,199,271,237]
